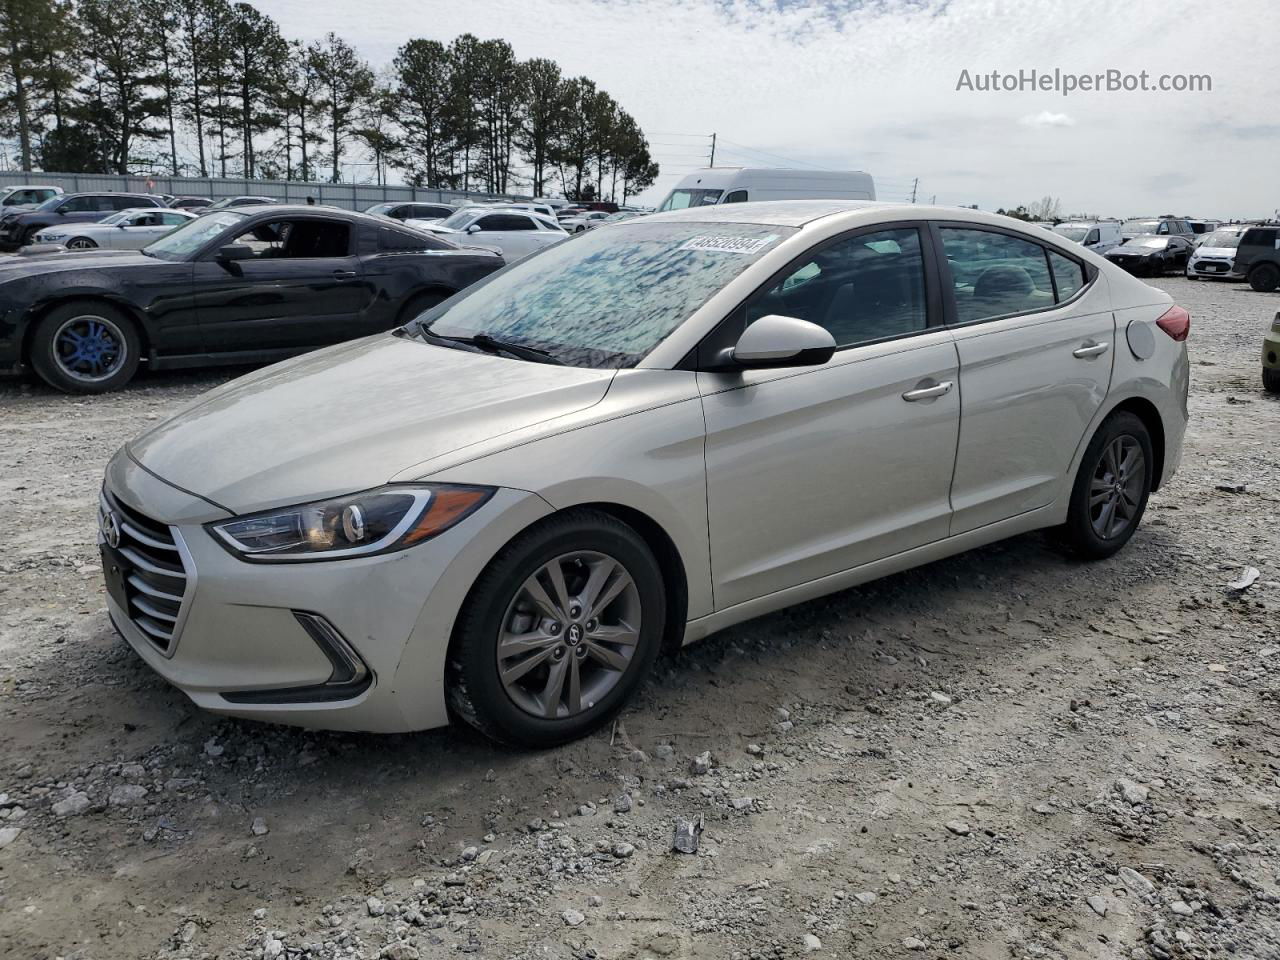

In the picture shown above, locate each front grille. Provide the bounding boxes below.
[1194,261,1227,273]
[102,489,192,654]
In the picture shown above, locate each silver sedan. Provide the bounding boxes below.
[101,201,1189,746]
[33,208,197,250]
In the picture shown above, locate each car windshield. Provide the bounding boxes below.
[1127,237,1168,249]
[365,202,396,215]
[97,211,131,225]
[439,209,481,230]
[416,221,794,368]
[34,195,65,211]
[1200,230,1241,249]
[657,188,723,211]
[143,210,246,260]
[1122,219,1162,235]
[1053,225,1091,242]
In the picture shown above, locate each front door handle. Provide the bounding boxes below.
[902,380,954,402]
[332,269,357,280]
[1073,341,1109,359]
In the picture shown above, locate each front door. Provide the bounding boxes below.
[191,216,373,352]
[937,224,1115,534]
[699,224,961,609]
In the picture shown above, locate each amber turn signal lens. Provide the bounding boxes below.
[401,487,493,546]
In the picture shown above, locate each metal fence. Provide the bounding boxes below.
[0,171,530,210]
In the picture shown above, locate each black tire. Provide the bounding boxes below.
[1249,262,1280,293]
[29,300,141,393]
[1060,411,1154,560]
[66,236,98,250]
[1264,366,1280,394]
[447,509,666,748]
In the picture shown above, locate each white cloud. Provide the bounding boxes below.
[1020,111,1076,128]
[254,0,1280,217]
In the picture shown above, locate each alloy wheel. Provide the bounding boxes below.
[52,314,127,383]
[1088,435,1146,540]
[496,551,641,719]
[67,238,96,249]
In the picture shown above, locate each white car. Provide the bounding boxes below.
[33,208,196,250]
[1186,226,1248,281]
[559,210,612,233]
[100,201,1188,746]
[408,208,567,262]
[1051,220,1123,255]
[0,184,63,212]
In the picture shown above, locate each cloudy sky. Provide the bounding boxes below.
[258,0,1279,218]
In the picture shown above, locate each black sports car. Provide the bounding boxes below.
[1103,236,1192,277]
[0,206,505,393]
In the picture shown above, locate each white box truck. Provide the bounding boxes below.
[656,168,875,211]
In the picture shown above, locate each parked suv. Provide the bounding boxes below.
[1052,220,1123,254]
[0,184,63,212]
[1120,217,1195,241]
[1228,224,1280,292]
[0,192,166,250]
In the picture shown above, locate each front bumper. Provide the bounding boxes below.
[1187,256,1235,278]
[101,448,553,732]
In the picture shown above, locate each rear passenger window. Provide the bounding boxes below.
[378,227,441,252]
[1048,250,1086,301]
[940,228,1054,323]
[723,190,748,203]
[744,227,928,347]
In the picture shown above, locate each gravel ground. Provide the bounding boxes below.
[1,277,1277,960]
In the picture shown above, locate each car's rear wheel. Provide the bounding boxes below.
[30,301,141,393]
[1249,263,1280,293]
[1264,366,1280,394]
[447,509,665,747]
[1060,411,1153,560]
[66,237,97,250]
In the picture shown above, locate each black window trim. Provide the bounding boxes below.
[193,212,357,262]
[928,220,1098,330]
[680,218,946,371]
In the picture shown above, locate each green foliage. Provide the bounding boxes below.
[0,1,657,200]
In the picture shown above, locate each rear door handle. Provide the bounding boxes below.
[902,380,954,402]
[1073,341,1109,359]
[332,269,357,280]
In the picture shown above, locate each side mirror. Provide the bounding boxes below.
[465,223,482,234]
[216,244,254,262]
[725,314,837,370]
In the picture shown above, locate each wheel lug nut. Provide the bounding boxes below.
[569,605,581,618]
[585,619,598,632]
[548,622,561,635]
[553,646,566,660]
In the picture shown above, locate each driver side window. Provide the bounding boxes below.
[225,219,351,259]
[743,227,929,348]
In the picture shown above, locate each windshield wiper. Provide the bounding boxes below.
[423,330,564,365]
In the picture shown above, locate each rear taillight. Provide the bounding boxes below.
[1156,304,1190,341]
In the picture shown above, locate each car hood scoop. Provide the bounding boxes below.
[128,334,616,514]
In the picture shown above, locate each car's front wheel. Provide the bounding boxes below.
[1249,263,1280,293]
[1060,411,1154,560]
[66,237,98,250]
[29,300,142,393]
[448,510,666,747]
[1264,366,1280,394]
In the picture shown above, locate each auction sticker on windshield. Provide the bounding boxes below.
[680,234,779,254]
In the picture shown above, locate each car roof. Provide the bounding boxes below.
[643,199,1043,233]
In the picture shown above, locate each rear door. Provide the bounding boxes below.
[698,223,960,608]
[938,224,1114,534]
[191,215,372,352]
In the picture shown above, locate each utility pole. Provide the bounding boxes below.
[910,178,918,203]
[930,194,936,204]
[709,133,716,168]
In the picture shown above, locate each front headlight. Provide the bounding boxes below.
[208,484,493,562]
[40,233,64,241]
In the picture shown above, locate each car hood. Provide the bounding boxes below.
[0,248,151,276]
[126,334,617,514]
[1192,246,1236,258]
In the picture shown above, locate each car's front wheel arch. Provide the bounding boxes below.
[23,295,152,371]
